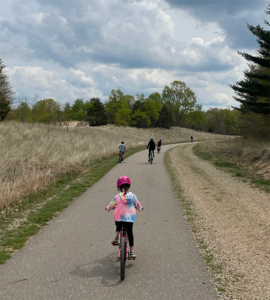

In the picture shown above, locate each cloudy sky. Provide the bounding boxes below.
[0,0,268,109]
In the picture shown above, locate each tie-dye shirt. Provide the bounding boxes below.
[107,192,142,222]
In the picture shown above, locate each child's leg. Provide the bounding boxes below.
[115,224,122,237]
[126,224,134,251]
[112,222,121,244]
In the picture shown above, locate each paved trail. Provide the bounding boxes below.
[0,144,216,300]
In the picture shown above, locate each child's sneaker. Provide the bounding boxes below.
[111,236,119,245]
[130,251,136,258]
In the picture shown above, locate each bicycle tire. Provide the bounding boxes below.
[120,238,125,280]
[119,157,121,163]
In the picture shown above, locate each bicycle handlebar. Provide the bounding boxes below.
[105,207,143,210]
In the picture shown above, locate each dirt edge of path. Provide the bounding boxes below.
[164,147,222,298]
[165,144,270,300]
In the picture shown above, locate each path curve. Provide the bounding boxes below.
[0,143,217,300]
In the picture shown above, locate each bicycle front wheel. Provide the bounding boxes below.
[120,238,125,280]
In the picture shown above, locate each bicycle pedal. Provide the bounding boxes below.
[112,242,119,246]
[129,257,136,260]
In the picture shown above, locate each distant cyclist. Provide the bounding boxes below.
[190,136,193,142]
[157,139,162,151]
[119,141,126,161]
[147,137,155,162]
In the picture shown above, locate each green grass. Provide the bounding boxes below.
[164,147,225,294]
[251,179,270,186]
[193,150,212,161]
[0,146,146,265]
[251,179,270,193]
[213,162,239,168]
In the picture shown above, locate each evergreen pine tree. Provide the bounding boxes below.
[87,98,108,126]
[0,59,14,120]
[230,3,270,115]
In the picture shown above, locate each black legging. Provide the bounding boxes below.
[115,221,134,247]
[148,149,154,158]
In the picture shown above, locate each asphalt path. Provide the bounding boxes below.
[0,143,217,300]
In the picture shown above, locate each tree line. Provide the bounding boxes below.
[4,81,241,135]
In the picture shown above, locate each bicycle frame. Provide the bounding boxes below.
[118,227,129,260]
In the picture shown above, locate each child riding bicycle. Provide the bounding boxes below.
[147,137,155,162]
[157,139,162,151]
[106,176,142,258]
[119,141,126,161]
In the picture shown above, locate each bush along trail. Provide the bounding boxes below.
[0,147,146,265]
[167,143,270,300]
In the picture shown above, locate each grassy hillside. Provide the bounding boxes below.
[0,121,230,209]
[194,139,270,192]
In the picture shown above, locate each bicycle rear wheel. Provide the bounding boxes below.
[120,238,125,280]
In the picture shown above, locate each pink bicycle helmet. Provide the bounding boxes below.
[117,176,131,187]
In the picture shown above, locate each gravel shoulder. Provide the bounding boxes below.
[169,144,270,300]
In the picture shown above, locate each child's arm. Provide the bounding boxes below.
[133,195,142,210]
[106,198,116,212]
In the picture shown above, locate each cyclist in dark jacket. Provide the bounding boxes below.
[157,139,162,151]
[147,137,156,161]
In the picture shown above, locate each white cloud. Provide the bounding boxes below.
[67,69,96,88]
[31,12,47,24]
[7,66,102,102]
[8,66,57,90]
[213,93,230,103]
[192,38,204,46]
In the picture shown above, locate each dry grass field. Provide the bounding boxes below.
[195,139,270,180]
[0,121,230,209]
